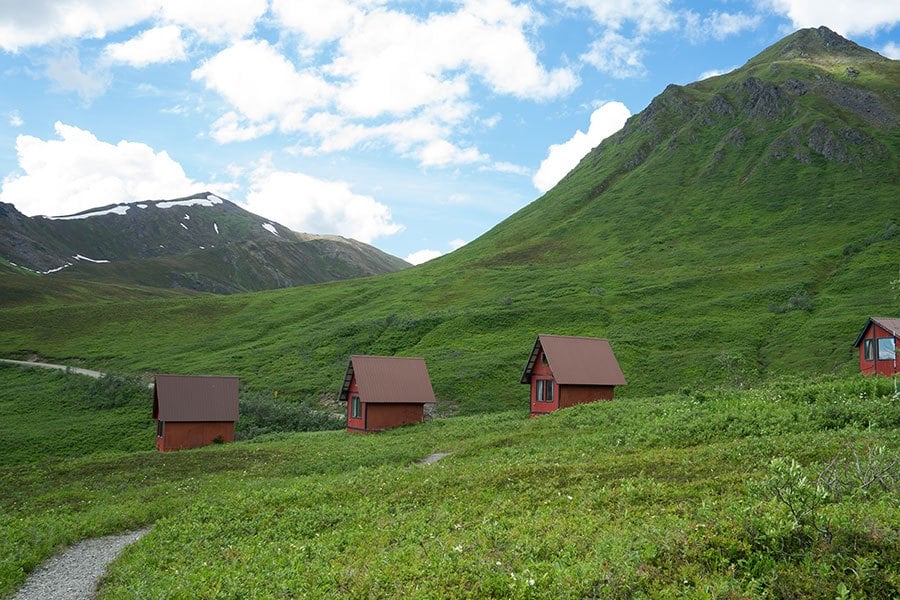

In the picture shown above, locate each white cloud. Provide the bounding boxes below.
[581,31,647,78]
[417,140,486,167]
[192,39,334,136]
[563,0,678,34]
[0,0,154,52]
[684,11,762,42]
[881,41,900,59]
[405,249,442,265]
[482,161,531,176]
[8,111,23,127]
[0,122,206,217]
[44,50,111,102]
[209,112,276,143]
[0,0,265,52]
[449,238,467,250]
[272,0,364,45]
[161,0,267,42]
[762,0,900,36]
[243,166,403,243]
[533,101,631,193]
[103,25,186,67]
[198,1,576,168]
[698,66,737,80]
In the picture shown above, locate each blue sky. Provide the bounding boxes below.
[0,1,897,263]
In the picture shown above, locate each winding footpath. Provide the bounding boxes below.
[0,359,104,379]
[12,528,151,600]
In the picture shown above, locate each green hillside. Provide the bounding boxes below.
[1,375,897,598]
[0,28,897,412]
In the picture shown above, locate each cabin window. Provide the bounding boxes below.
[536,379,554,403]
[156,420,164,437]
[351,395,362,418]
[541,353,548,366]
[878,338,896,360]
[864,339,874,361]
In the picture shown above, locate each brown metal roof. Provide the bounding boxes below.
[153,375,240,422]
[521,334,627,386]
[853,317,900,347]
[338,355,436,404]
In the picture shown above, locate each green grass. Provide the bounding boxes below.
[1,375,897,598]
[0,365,154,467]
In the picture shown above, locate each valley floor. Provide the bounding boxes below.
[1,375,898,598]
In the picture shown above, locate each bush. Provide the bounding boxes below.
[235,394,344,440]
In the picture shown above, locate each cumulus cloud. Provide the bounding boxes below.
[0,122,206,216]
[406,238,468,264]
[533,101,631,193]
[243,167,403,243]
[881,41,900,59]
[684,11,762,42]
[563,0,678,34]
[196,0,576,168]
[762,0,900,36]
[8,111,23,127]
[104,25,186,67]
[698,66,738,80]
[44,50,111,103]
[0,0,154,52]
[0,0,265,52]
[405,249,443,265]
[581,31,648,79]
[192,39,334,134]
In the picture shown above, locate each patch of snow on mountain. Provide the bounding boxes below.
[48,205,130,220]
[183,214,190,220]
[42,262,72,274]
[73,254,110,263]
[180,223,188,230]
[137,204,148,209]
[213,223,219,234]
[262,223,279,236]
[157,196,223,209]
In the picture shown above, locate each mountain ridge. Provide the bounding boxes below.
[0,192,409,294]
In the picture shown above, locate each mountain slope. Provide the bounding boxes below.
[0,192,409,295]
[0,27,896,409]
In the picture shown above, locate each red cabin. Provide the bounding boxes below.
[338,355,436,433]
[521,334,626,417]
[153,375,239,451]
[853,317,899,377]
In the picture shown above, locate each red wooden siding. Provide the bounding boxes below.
[529,348,558,416]
[558,385,615,408]
[365,403,425,431]
[345,374,366,431]
[856,321,899,377]
[156,421,234,452]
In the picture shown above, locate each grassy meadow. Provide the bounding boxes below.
[1,373,897,598]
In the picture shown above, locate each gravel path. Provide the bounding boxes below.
[0,359,104,379]
[12,528,151,600]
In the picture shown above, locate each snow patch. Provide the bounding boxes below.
[180,223,188,230]
[213,223,219,234]
[262,223,279,236]
[157,196,223,209]
[42,262,73,274]
[183,214,190,220]
[137,204,148,209]
[199,246,205,249]
[73,254,110,264]
[48,205,130,220]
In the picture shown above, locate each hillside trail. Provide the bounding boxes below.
[12,528,151,600]
[0,358,104,379]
